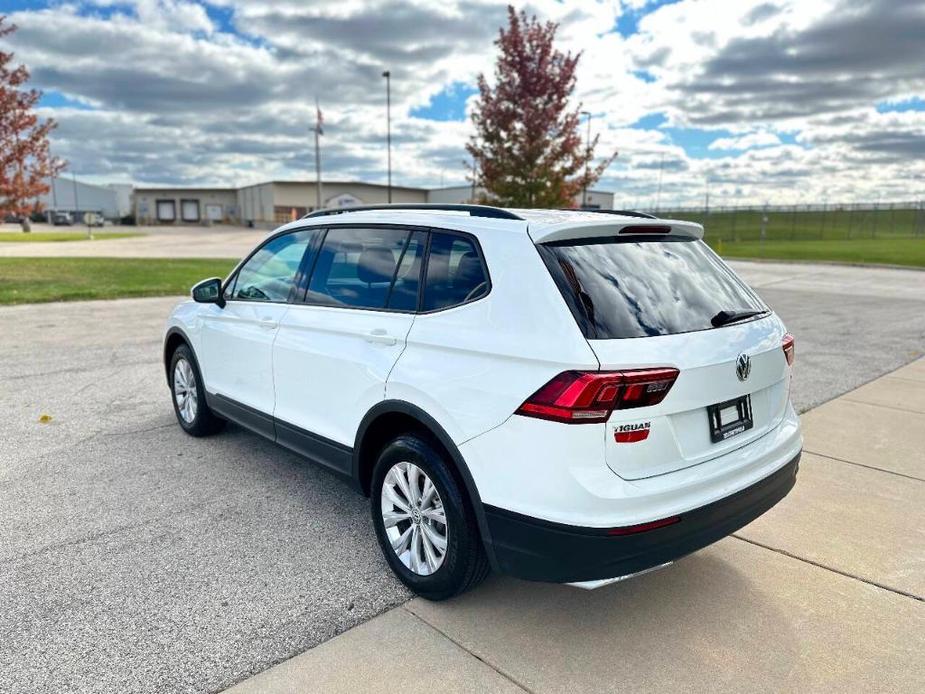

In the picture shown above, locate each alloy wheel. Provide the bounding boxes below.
[173,358,198,424]
[380,461,448,576]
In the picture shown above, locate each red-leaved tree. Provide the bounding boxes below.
[467,6,614,208]
[0,15,65,231]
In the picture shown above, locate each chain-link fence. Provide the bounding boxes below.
[637,201,925,242]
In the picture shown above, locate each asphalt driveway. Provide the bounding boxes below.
[1,260,923,693]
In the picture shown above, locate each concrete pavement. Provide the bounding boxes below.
[0,223,264,259]
[1,261,923,693]
[225,359,925,694]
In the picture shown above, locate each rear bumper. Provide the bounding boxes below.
[484,451,799,583]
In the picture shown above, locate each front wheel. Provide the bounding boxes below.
[169,344,225,437]
[371,434,489,600]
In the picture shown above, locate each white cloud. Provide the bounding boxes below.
[2,0,923,205]
[708,131,781,150]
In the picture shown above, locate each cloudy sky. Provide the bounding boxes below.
[3,0,924,206]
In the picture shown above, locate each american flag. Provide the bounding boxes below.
[315,104,324,136]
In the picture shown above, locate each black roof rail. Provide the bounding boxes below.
[303,203,524,221]
[566,209,658,220]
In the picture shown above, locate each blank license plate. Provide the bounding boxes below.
[708,395,753,443]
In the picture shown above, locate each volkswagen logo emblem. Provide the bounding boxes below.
[736,353,752,382]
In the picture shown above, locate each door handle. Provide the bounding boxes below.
[365,329,398,346]
[258,317,278,330]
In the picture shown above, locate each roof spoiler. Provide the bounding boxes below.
[563,209,658,220]
[529,217,704,244]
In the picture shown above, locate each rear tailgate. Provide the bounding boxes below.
[590,315,790,479]
[533,231,792,480]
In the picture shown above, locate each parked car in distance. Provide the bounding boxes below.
[163,204,801,600]
[84,211,106,227]
[51,211,73,226]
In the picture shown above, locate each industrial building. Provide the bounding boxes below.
[39,177,120,220]
[133,187,240,225]
[133,180,616,227]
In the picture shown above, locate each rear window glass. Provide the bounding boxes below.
[423,233,489,311]
[538,236,767,339]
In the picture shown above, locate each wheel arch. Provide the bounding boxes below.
[353,400,499,570]
[163,327,193,385]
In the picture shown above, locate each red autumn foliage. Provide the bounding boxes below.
[467,6,615,208]
[0,15,65,231]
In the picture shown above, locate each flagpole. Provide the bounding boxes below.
[314,98,323,210]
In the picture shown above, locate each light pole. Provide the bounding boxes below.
[382,70,392,203]
[581,111,591,208]
[655,152,665,213]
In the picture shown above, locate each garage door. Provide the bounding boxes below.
[156,200,176,221]
[181,200,200,222]
[205,204,223,221]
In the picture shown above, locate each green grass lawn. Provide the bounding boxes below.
[0,257,237,304]
[0,231,142,242]
[708,238,925,268]
[661,206,924,242]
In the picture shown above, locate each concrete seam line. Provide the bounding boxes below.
[731,535,924,603]
[802,449,925,483]
[839,397,925,417]
[884,375,925,386]
[400,605,535,694]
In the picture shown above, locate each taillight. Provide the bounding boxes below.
[782,333,795,366]
[515,368,679,424]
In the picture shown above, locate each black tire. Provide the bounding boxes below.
[371,434,490,600]
[169,343,225,437]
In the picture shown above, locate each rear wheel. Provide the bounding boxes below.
[169,344,225,437]
[371,434,489,600]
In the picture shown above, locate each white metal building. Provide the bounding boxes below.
[39,177,120,219]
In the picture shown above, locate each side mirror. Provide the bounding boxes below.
[192,277,225,308]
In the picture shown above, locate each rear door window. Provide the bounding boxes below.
[306,227,410,309]
[538,236,767,339]
[422,233,489,311]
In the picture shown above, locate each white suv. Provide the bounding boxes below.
[164,204,801,600]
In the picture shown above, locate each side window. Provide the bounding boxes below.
[423,233,489,311]
[307,227,410,309]
[228,229,316,303]
[386,231,426,311]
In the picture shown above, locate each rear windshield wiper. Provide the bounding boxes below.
[711,309,767,328]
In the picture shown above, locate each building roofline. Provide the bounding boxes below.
[240,180,428,192]
[134,186,237,192]
[426,184,614,195]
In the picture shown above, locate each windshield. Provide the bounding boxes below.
[537,236,767,339]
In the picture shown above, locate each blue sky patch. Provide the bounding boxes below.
[663,126,733,158]
[411,82,477,122]
[38,90,94,110]
[614,0,682,37]
[204,3,237,34]
[633,69,656,84]
[629,112,667,129]
[3,0,50,11]
[876,96,925,113]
